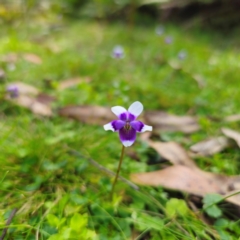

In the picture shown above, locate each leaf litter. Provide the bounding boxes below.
[144,110,200,133]
[189,136,230,156]
[221,127,240,148]
[147,139,198,169]
[5,82,54,116]
[4,83,240,207]
[59,106,114,125]
[22,53,42,64]
[132,133,240,207]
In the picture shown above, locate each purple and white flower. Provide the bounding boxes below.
[112,45,124,59]
[6,84,19,98]
[178,50,187,60]
[165,36,173,44]
[104,101,152,147]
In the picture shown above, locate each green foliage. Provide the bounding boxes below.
[166,198,189,217]
[1,6,240,239]
[47,213,96,240]
[203,194,223,218]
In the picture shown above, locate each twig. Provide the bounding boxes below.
[69,149,139,191]
[0,208,18,240]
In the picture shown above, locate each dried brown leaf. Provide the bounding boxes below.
[147,140,197,169]
[222,128,240,148]
[58,77,91,90]
[224,114,240,123]
[131,165,240,206]
[6,95,52,116]
[23,53,42,64]
[223,189,240,206]
[36,93,56,105]
[58,106,113,125]
[190,137,230,156]
[30,100,52,116]
[1,53,18,63]
[5,82,53,116]
[7,82,39,96]
[144,111,200,133]
[131,166,224,195]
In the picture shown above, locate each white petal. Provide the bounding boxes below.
[122,140,135,147]
[103,122,115,132]
[111,106,127,118]
[140,124,152,132]
[128,101,143,118]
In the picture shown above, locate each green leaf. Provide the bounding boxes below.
[203,194,223,206]
[205,205,222,218]
[48,234,63,240]
[166,198,189,217]
[136,214,163,231]
[47,214,60,228]
[203,194,223,218]
[70,213,88,232]
[214,218,229,229]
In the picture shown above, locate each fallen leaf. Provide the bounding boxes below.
[144,111,200,133]
[58,106,113,125]
[1,53,18,63]
[58,77,91,90]
[140,132,152,142]
[5,82,53,116]
[30,100,52,116]
[7,82,39,96]
[6,95,52,116]
[131,166,224,195]
[190,137,230,156]
[23,53,42,64]
[36,93,56,105]
[131,165,240,206]
[147,140,197,169]
[223,190,240,206]
[222,128,240,148]
[224,114,240,123]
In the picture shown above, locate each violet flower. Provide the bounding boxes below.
[7,85,19,98]
[112,45,124,59]
[104,101,152,147]
[165,36,173,44]
[178,50,187,60]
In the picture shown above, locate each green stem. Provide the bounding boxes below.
[110,145,125,200]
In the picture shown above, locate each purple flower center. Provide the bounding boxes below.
[112,45,124,59]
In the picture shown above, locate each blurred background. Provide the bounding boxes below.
[1,0,240,29]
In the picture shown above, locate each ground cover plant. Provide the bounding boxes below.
[1,5,240,240]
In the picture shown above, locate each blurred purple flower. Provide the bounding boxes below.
[7,85,19,98]
[178,50,187,60]
[112,45,124,59]
[165,36,173,44]
[155,25,164,36]
[104,101,152,147]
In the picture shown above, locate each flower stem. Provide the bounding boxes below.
[110,145,125,200]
